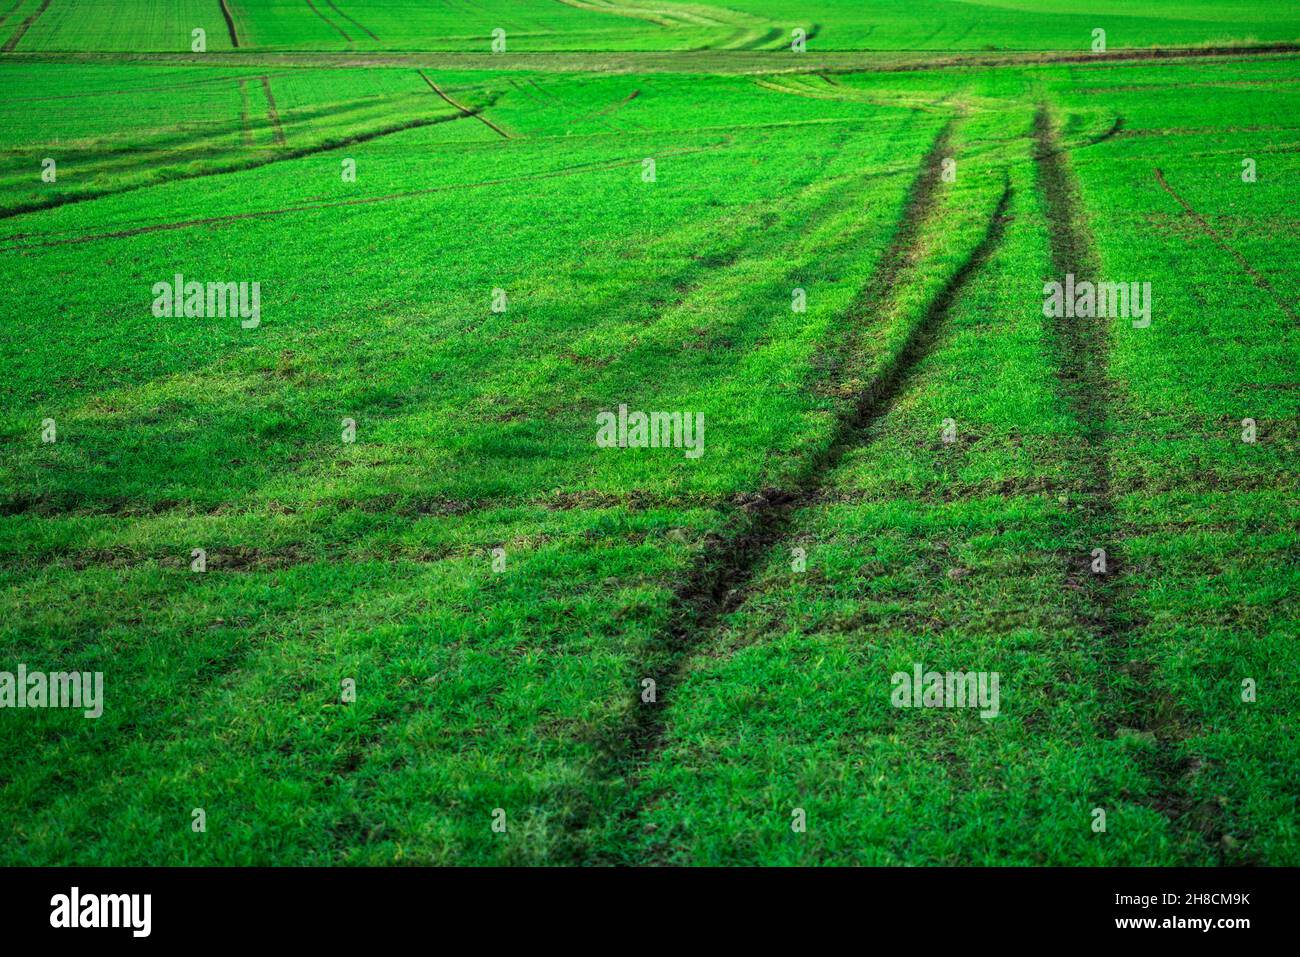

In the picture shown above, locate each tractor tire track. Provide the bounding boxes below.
[237,78,253,145]
[915,22,947,49]
[0,115,470,233]
[554,0,773,49]
[1,140,726,248]
[219,0,240,47]
[0,90,441,222]
[260,75,287,145]
[1033,105,1208,846]
[325,0,378,41]
[736,26,781,50]
[1154,167,1297,325]
[1,0,50,53]
[0,0,25,31]
[602,186,1016,865]
[521,75,643,133]
[565,124,1017,863]
[592,87,640,119]
[315,155,905,856]
[755,75,946,114]
[304,0,352,43]
[554,0,675,28]
[417,70,511,138]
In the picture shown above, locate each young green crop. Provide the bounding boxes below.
[0,9,1295,865]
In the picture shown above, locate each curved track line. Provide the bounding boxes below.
[755,75,944,113]
[600,180,1015,865]
[554,0,772,48]
[220,0,240,47]
[0,115,462,229]
[416,70,511,138]
[304,0,352,43]
[2,142,726,249]
[326,0,378,42]
[736,26,781,50]
[593,87,639,117]
[555,0,674,28]
[1154,167,1297,325]
[560,123,1021,863]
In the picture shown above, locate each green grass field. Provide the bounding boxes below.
[0,1,1296,866]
